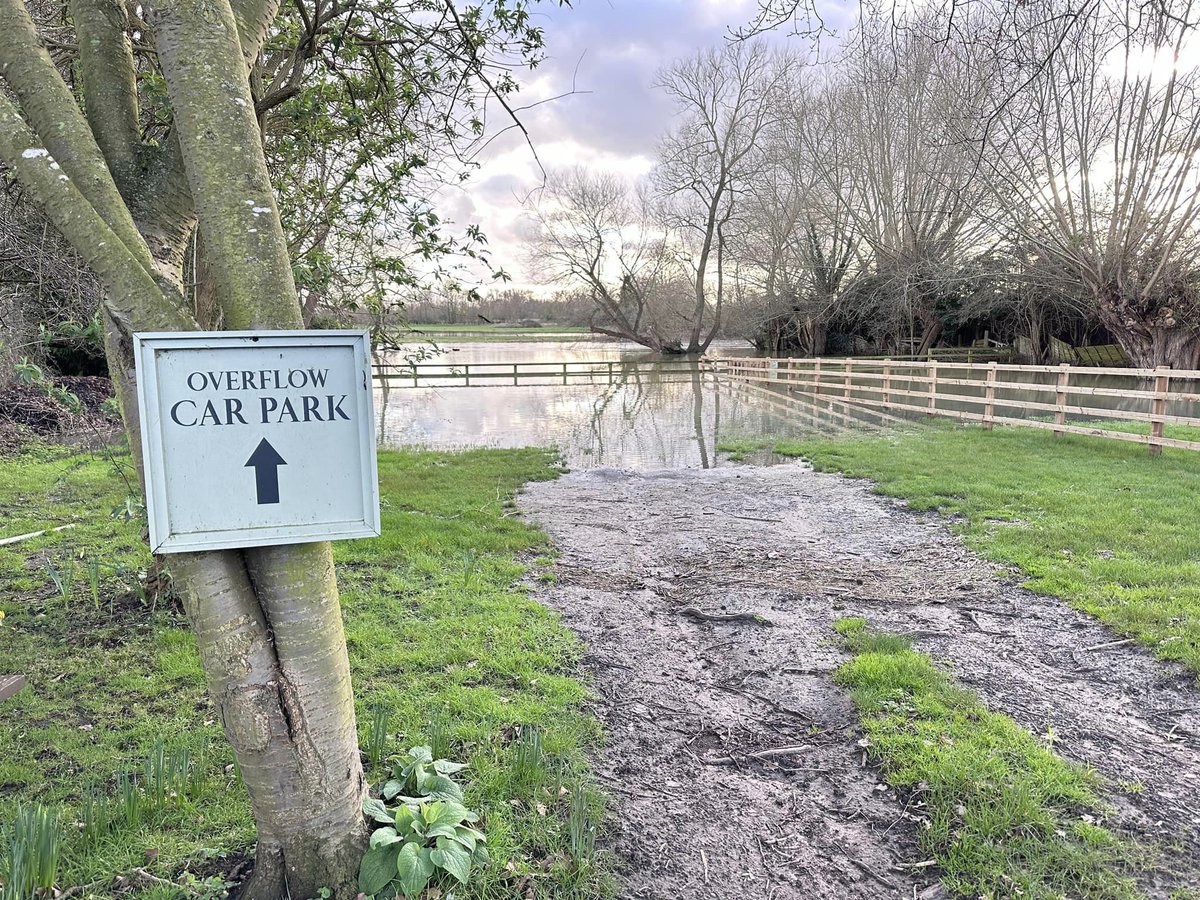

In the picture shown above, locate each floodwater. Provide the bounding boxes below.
[373,338,805,469]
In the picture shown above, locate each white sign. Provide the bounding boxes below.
[134,330,380,554]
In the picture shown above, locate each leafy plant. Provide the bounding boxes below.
[10,358,83,414]
[12,358,42,386]
[86,556,102,609]
[359,798,488,898]
[382,745,467,804]
[80,784,114,845]
[359,747,488,897]
[43,553,76,605]
[461,548,482,588]
[117,772,141,828]
[1,803,61,900]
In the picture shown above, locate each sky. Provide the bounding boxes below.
[435,0,842,294]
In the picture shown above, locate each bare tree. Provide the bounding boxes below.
[734,68,860,353]
[529,167,696,352]
[803,13,1000,354]
[982,0,1200,368]
[654,40,789,354]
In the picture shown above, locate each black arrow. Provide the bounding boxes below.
[245,438,287,505]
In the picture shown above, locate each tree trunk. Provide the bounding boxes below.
[0,0,370,892]
[1093,286,1200,369]
[1110,323,1200,369]
[916,317,943,356]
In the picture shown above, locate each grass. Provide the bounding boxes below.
[834,617,1139,899]
[0,442,609,899]
[721,422,1200,675]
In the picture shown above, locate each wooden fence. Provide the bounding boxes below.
[374,358,703,388]
[706,356,1200,455]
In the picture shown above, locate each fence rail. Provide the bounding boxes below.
[374,358,704,388]
[706,356,1200,455]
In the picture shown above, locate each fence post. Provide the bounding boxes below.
[814,358,821,397]
[882,359,892,410]
[464,365,470,387]
[843,358,854,427]
[1054,365,1070,438]
[983,362,997,430]
[513,363,519,386]
[563,361,568,386]
[608,361,614,384]
[1149,366,1170,456]
[927,361,938,417]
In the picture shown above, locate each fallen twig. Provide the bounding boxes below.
[704,743,813,765]
[679,606,774,626]
[1080,638,1136,652]
[850,857,896,889]
[961,609,1008,636]
[0,523,76,546]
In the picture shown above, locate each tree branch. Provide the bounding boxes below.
[0,0,156,276]
[147,0,301,330]
[0,94,195,334]
[69,0,141,190]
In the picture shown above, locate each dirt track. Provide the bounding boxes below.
[518,462,1200,900]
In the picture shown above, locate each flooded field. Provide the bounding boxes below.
[374,337,803,468]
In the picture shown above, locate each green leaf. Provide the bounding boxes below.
[370,827,401,849]
[433,759,468,775]
[381,779,404,801]
[407,745,434,764]
[420,774,464,802]
[431,837,472,884]
[395,842,435,898]
[472,844,490,867]
[363,796,395,824]
[425,824,459,842]
[392,803,417,835]
[358,844,401,896]
[452,825,486,851]
[423,799,470,827]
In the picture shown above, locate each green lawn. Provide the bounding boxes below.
[0,443,607,898]
[834,618,1140,899]
[722,422,1200,676]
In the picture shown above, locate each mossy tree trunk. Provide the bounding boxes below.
[0,0,368,895]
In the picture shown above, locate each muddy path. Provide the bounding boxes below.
[517,462,1200,900]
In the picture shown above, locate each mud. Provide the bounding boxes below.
[518,462,1200,900]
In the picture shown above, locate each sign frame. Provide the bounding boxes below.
[134,329,381,554]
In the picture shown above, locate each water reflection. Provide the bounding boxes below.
[374,339,797,469]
